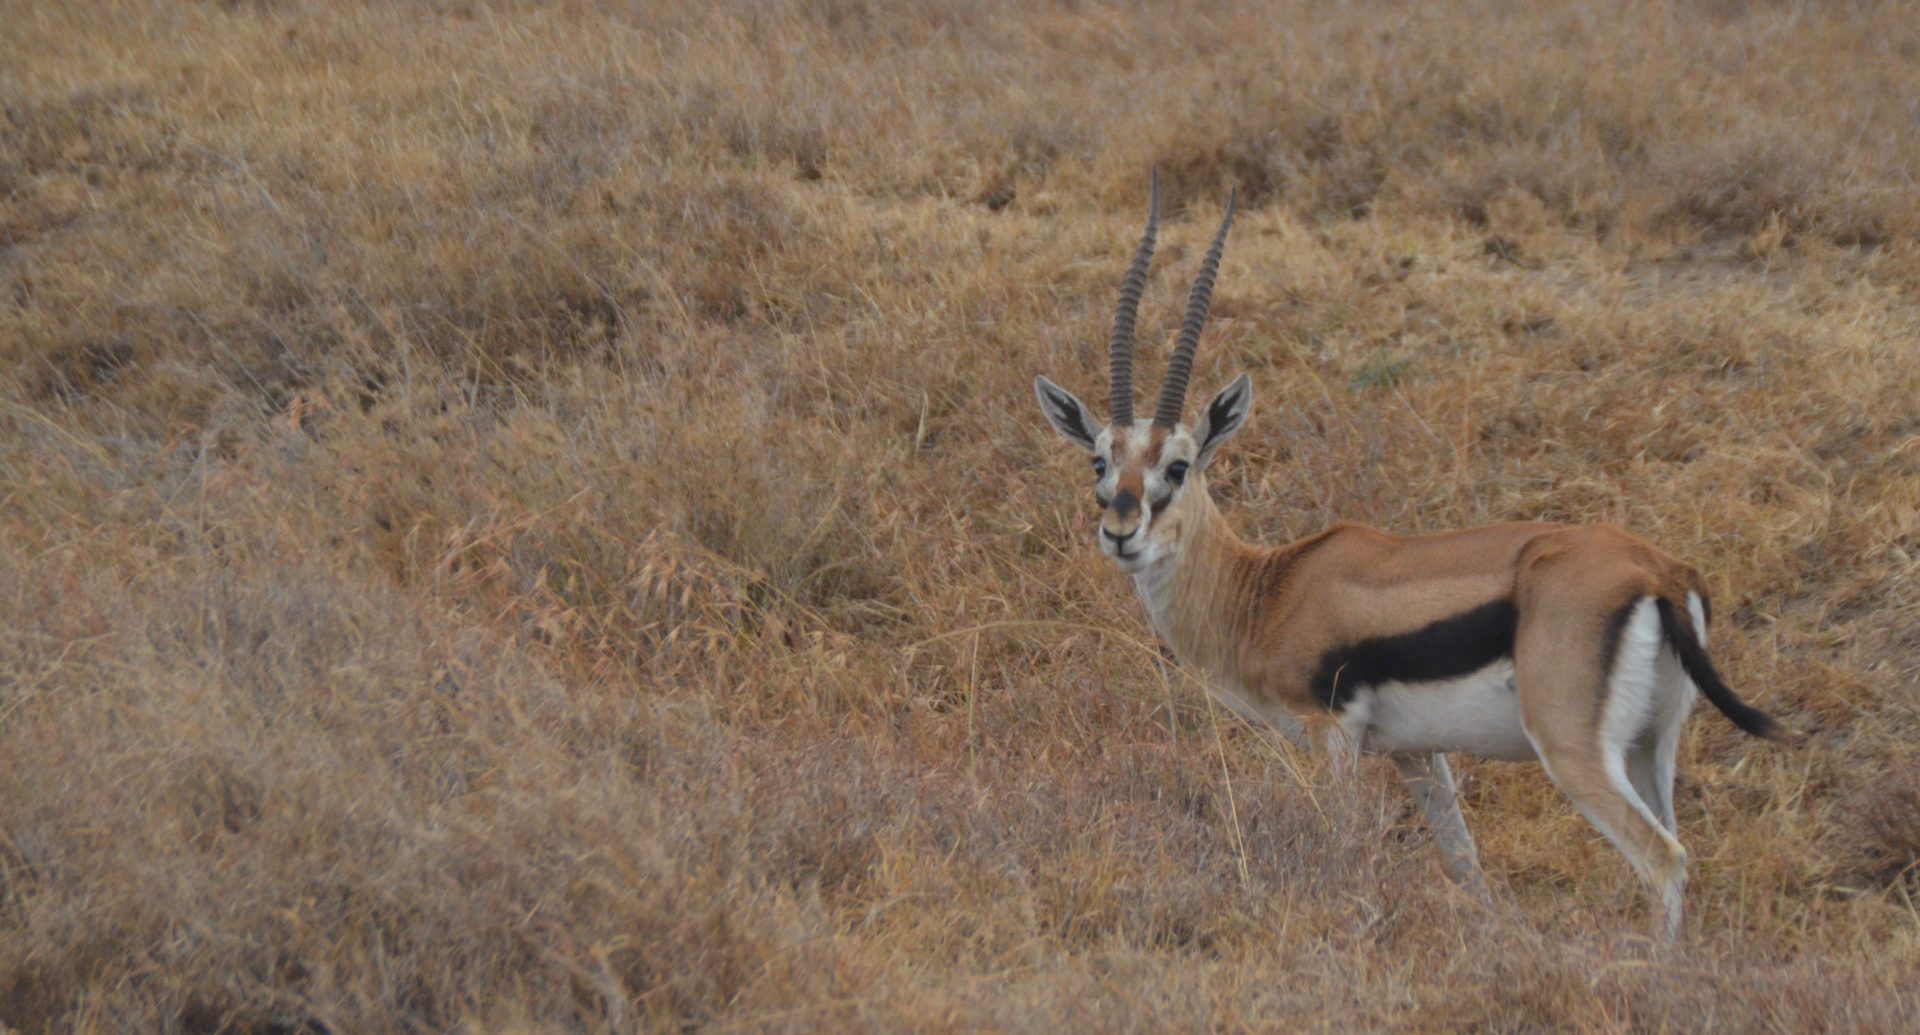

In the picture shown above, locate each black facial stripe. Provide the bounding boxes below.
[1147,489,1174,512]
[1309,598,1519,711]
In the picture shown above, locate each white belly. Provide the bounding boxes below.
[1358,660,1537,761]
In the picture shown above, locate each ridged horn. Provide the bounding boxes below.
[1153,190,1236,428]
[1108,171,1159,425]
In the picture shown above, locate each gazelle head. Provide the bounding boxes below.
[1034,175,1252,574]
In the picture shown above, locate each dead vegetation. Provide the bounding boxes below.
[2,0,1918,1030]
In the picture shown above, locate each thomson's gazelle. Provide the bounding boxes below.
[1033,177,1781,942]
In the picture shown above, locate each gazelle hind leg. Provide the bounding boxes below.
[1648,594,1709,832]
[1649,681,1690,832]
[1518,595,1690,942]
[1625,737,1671,835]
[1625,612,1693,832]
[1391,752,1492,901]
[1626,677,1691,834]
[1539,752,1688,942]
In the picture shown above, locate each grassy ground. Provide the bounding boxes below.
[3,0,1918,1030]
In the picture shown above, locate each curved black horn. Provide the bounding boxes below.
[1108,171,1159,425]
[1153,190,1236,428]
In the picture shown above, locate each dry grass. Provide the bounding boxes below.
[3,0,1919,1030]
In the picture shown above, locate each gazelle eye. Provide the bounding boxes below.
[1166,461,1189,484]
[1091,457,1108,478]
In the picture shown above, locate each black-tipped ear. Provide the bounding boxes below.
[1033,375,1101,453]
[1194,373,1252,467]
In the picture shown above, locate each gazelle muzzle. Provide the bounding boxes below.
[1101,486,1144,547]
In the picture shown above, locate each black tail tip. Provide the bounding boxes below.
[1758,713,1809,746]
[1717,696,1788,743]
[1735,709,1784,741]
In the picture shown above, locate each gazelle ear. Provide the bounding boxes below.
[1033,376,1101,453]
[1193,373,1253,468]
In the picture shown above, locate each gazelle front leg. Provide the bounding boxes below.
[1302,707,1365,785]
[1392,752,1493,901]
[1303,706,1371,830]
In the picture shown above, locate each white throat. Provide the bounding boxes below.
[1129,548,1182,642]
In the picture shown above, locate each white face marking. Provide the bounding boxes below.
[1090,420,1198,575]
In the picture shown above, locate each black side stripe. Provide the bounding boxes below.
[1309,598,1519,710]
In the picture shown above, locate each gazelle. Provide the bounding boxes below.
[1032,177,1781,942]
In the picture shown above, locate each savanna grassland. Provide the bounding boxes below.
[3,0,1919,1030]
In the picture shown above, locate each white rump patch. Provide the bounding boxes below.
[1686,591,1708,646]
[1600,597,1690,836]
[1601,598,1665,765]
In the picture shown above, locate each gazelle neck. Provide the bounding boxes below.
[1129,477,1265,680]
